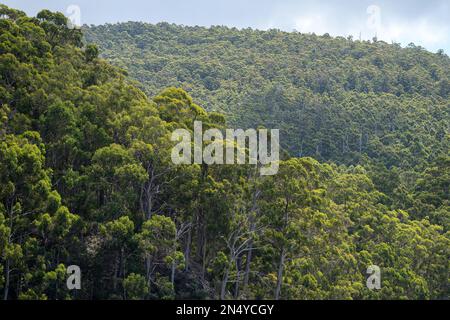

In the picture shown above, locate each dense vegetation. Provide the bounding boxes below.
[0,5,448,300]
[84,22,450,226]
[84,22,449,166]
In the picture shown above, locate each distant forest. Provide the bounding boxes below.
[0,5,448,300]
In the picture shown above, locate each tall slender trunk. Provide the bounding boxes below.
[3,259,10,300]
[184,226,192,271]
[243,212,256,292]
[197,164,208,277]
[201,234,207,280]
[171,241,177,286]
[243,184,260,292]
[275,199,289,300]
[145,255,152,290]
[145,187,154,220]
[146,195,153,220]
[196,208,207,280]
[234,258,241,299]
[196,210,204,261]
[220,263,231,300]
[171,262,176,286]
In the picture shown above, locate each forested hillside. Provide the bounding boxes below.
[85,22,450,224]
[0,5,449,300]
[84,22,449,167]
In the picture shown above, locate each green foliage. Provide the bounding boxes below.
[84,22,449,230]
[84,44,99,62]
[84,22,449,169]
[0,5,448,300]
[124,273,148,299]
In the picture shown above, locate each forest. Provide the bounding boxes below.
[0,5,449,300]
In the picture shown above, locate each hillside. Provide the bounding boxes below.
[84,22,450,169]
[0,5,448,300]
[84,21,449,227]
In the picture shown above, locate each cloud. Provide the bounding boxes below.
[3,0,449,52]
[295,15,329,34]
[265,1,449,52]
[378,19,449,45]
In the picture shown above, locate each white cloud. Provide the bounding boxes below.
[269,6,449,52]
[379,18,449,46]
[295,15,329,34]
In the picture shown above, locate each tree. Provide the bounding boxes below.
[136,215,181,297]
[124,273,148,299]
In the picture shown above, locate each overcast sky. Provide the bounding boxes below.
[3,0,450,53]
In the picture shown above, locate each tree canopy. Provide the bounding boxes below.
[0,5,448,300]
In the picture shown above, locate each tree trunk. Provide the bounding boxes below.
[220,264,230,300]
[171,261,176,286]
[201,235,207,280]
[184,226,192,271]
[171,241,177,285]
[243,185,260,292]
[3,259,10,300]
[145,255,152,290]
[234,258,241,299]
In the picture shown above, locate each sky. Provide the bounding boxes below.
[3,0,450,53]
